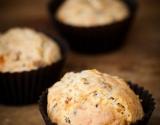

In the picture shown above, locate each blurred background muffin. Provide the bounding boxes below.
[49,0,137,53]
[0,27,67,105]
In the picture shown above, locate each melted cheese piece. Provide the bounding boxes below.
[0,28,61,73]
[48,69,144,125]
[57,0,129,27]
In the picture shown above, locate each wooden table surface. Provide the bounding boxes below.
[0,0,160,125]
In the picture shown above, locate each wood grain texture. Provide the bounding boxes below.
[0,0,159,125]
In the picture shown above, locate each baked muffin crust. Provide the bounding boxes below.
[56,0,129,27]
[48,69,144,125]
[0,28,61,73]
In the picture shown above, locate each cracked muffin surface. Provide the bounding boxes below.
[0,28,61,73]
[47,69,144,125]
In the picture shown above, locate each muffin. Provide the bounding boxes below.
[46,69,145,125]
[0,27,67,105]
[39,69,155,125]
[48,0,138,53]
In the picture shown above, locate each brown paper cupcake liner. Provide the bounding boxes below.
[127,82,155,125]
[39,82,155,125]
[48,0,138,53]
[0,35,68,105]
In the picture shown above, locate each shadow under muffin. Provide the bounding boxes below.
[39,82,155,125]
[0,29,68,105]
[48,0,138,53]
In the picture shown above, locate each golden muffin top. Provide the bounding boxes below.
[56,0,129,27]
[0,28,61,73]
[48,69,144,125]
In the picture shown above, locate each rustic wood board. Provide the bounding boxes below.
[0,0,159,125]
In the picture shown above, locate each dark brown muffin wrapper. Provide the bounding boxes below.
[127,82,155,125]
[48,0,138,53]
[0,35,68,105]
[39,82,155,125]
